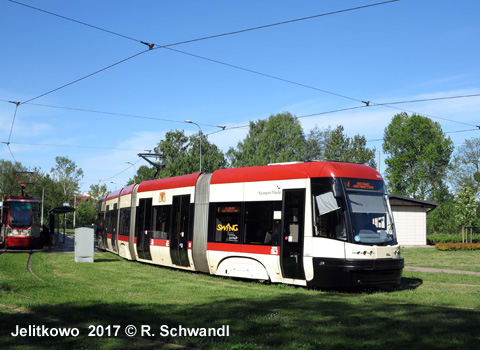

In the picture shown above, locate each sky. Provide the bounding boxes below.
[1,0,479,193]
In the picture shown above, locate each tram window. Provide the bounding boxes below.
[118,208,130,236]
[213,203,241,243]
[244,202,274,245]
[2,202,10,225]
[152,205,171,239]
[33,203,41,225]
[136,198,152,235]
[10,203,32,227]
[112,205,118,234]
[312,178,347,241]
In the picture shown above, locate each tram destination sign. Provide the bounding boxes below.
[345,178,383,191]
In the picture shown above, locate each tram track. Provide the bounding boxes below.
[0,247,45,282]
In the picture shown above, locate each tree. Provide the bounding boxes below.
[449,137,480,198]
[227,112,307,167]
[383,113,454,200]
[426,200,458,234]
[0,159,28,198]
[153,129,226,178]
[306,125,376,166]
[455,185,478,230]
[88,183,108,205]
[127,165,157,185]
[186,132,226,173]
[50,156,84,203]
[32,173,64,224]
[76,200,97,226]
[153,130,189,178]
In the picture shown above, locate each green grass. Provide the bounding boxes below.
[1,250,480,350]
[401,247,480,272]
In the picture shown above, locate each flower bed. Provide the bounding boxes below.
[435,242,480,251]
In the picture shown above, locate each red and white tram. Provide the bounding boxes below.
[98,161,404,288]
[1,196,42,248]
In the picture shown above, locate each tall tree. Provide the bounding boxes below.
[449,137,480,198]
[307,125,376,167]
[455,184,478,230]
[227,112,307,167]
[50,156,84,203]
[154,130,189,178]
[75,200,97,226]
[153,129,226,178]
[89,183,108,205]
[31,172,64,224]
[127,165,157,185]
[186,132,226,173]
[383,113,454,200]
[0,159,28,198]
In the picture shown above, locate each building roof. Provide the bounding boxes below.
[389,194,438,209]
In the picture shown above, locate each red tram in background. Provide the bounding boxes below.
[97,161,404,288]
[0,195,42,248]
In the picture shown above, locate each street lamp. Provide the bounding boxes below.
[126,161,137,182]
[185,120,202,172]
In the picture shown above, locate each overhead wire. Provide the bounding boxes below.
[8,0,474,130]
[5,0,399,152]
[367,127,480,143]
[6,142,146,152]
[8,0,399,49]
[6,0,479,180]
[6,101,20,143]
[0,100,220,128]
[3,0,402,159]
[7,0,400,106]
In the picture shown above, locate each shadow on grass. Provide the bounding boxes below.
[397,277,423,290]
[2,286,478,350]
[93,258,124,263]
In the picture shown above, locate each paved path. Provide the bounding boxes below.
[405,266,480,276]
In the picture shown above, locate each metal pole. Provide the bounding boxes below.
[126,162,137,182]
[73,194,76,229]
[41,187,44,226]
[185,120,202,172]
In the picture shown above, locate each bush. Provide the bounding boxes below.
[435,243,480,251]
[427,233,480,245]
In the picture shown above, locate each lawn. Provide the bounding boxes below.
[1,249,479,350]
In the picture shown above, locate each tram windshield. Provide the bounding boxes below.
[312,178,397,246]
[9,202,32,227]
[344,179,396,245]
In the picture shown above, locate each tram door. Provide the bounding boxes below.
[281,189,306,280]
[170,195,190,267]
[136,198,152,260]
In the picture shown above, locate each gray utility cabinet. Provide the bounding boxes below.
[75,227,94,263]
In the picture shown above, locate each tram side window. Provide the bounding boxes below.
[105,205,110,232]
[2,203,9,225]
[152,205,171,240]
[107,205,116,234]
[312,178,347,241]
[213,203,242,243]
[118,208,130,237]
[244,201,274,245]
[136,198,152,235]
[112,204,118,234]
[33,203,41,225]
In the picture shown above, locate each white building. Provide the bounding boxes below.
[389,195,437,246]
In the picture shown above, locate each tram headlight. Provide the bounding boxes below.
[7,227,12,235]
